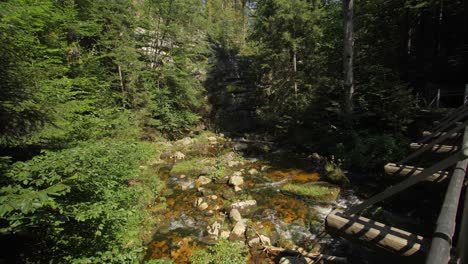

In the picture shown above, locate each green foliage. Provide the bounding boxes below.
[324,162,350,186]
[336,131,408,170]
[0,139,160,263]
[190,239,248,264]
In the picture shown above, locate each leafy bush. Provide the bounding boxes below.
[0,139,161,263]
[336,132,408,171]
[190,239,248,264]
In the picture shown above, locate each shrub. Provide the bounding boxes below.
[190,239,248,264]
[0,139,161,263]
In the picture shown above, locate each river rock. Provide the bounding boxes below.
[229,208,243,222]
[172,151,185,160]
[230,200,257,215]
[229,175,244,187]
[223,152,236,162]
[234,186,242,192]
[227,160,240,167]
[194,197,203,207]
[196,176,212,186]
[176,137,195,146]
[198,202,209,211]
[233,142,248,151]
[222,189,236,200]
[220,230,231,239]
[248,168,259,175]
[229,221,246,241]
[207,221,221,238]
[248,235,271,247]
[207,136,218,144]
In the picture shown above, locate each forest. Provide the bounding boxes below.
[1,0,467,263]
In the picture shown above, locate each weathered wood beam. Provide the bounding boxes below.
[384,163,449,182]
[326,209,429,257]
[400,119,468,164]
[347,151,464,215]
[433,121,463,127]
[422,131,461,139]
[409,143,458,153]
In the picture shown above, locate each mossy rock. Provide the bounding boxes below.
[324,162,350,185]
[170,158,215,177]
[280,182,340,202]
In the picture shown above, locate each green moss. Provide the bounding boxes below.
[281,182,340,202]
[170,158,215,176]
[324,162,350,185]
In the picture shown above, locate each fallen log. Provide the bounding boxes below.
[325,209,429,257]
[409,143,458,153]
[384,163,449,182]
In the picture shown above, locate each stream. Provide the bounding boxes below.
[143,133,419,264]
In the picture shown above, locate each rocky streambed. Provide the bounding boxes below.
[143,132,359,263]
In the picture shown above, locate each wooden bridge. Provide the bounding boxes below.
[326,96,468,263]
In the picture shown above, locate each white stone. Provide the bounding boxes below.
[248,168,259,175]
[220,230,230,239]
[211,195,218,200]
[229,175,244,187]
[207,221,221,238]
[248,235,271,247]
[230,200,257,212]
[196,176,212,186]
[229,209,243,222]
[172,151,185,160]
[234,186,242,192]
[194,197,204,207]
[198,202,209,211]
[176,137,194,146]
[227,160,240,167]
[230,221,246,240]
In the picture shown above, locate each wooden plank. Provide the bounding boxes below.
[346,151,463,215]
[433,121,463,127]
[384,163,449,182]
[400,119,468,164]
[409,143,458,153]
[422,131,461,139]
[326,209,429,257]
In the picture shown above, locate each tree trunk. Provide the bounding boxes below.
[293,50,298,106]
[118,64,126,107]
[343,0,354,115]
